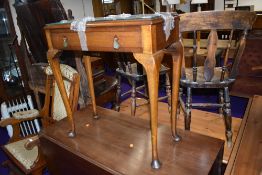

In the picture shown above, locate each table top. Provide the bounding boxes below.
[232,95,262,175]
[45,14,163,27]
[40,106,224,175]
[44,15,164,29]
[44,13,179,28]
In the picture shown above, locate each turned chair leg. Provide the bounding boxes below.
[165,72,172,113]
[115,75,121,112]
[185,87,192,130]
[223,87,233,147]
[219,89,224,115]
[131,79,136,117]
[177,88,183,118]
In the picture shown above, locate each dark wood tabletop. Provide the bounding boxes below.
[40,106,224,175]
[231,95,262,175]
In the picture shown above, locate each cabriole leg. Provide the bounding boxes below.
[133,51,164,169]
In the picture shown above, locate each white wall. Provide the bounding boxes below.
[215,0,224,11]
[177,0,191,12]
[215,0,262,11]
[61,0,94,19]
[238,0,262,11]
[174,0,225,12]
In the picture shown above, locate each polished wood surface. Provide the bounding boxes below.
[224,98,253,175]
[230,95,262,175]
[44,15,181,168]
[119,98,242,163]
[40,106,224,175]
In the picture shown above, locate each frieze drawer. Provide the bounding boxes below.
[49,27,143,52]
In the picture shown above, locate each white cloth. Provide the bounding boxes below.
[70,17,95,51]
[155,12,175,40]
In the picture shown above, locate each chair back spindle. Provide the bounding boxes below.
[192,30,197,82]
[204,29,218,81]
[221,29,234,81]
[179,11,256,87]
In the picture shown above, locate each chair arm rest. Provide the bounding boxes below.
[0,114,40,127]
[0,118,20,127]
[24,136,40,150]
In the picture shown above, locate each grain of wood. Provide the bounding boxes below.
[119,98,242,162]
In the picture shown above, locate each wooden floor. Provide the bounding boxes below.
[119,98,242,163]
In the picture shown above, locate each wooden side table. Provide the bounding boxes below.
[44,14,182,168]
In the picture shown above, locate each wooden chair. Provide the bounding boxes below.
[0,64,80,174]
[0,95,41,138]
[178,11,256,147]
[115,53,171,117]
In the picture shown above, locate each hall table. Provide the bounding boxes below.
[44,14,182,169]
[40,106,224,175]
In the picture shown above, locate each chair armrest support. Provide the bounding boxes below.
[0,116,40,127]
[0,118,20,127]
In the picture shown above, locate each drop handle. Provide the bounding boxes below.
[63,36,68,48]
[113,35,120,50]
